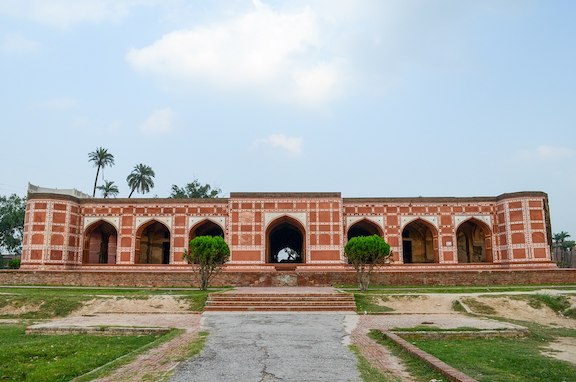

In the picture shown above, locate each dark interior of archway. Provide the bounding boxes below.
[347,220,380,240]
[457,221,487,263]
[269,222,303,263]
[192,221,224,238]
[86,222,117,264]
[402,220,435,263]
[140,222,170,264]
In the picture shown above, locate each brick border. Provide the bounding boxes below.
[385,332,477,382]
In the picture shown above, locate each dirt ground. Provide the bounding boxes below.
[3,291,575,380]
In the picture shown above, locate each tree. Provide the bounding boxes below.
[88,147,115,197]
[97,180,119,198]
[169,180,221,198]
[126,164,155,198]
[184,236,230,290]
[344,234,391,291]
[0,194,26,256]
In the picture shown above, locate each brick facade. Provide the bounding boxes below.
[20,191,554,275]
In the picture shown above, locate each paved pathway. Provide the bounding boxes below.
[170,313,361,382]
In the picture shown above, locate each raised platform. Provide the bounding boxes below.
[1,267,574,287]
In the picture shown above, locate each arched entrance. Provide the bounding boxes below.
[267,217,305,263]
[189,220,224,241]
[135,221,171,264]
[83,220,118,264]
[347,219,383,240]
[402,219,438,263]
[456,219,493,263]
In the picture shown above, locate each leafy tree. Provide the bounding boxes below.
[0,194,26,256]
[552,231,573,267]
[97,180,119,198]
[126,164,155,198]
[88,147,115,197]
[184,236,230,291]
[344,234,391,291]
[170,180,221,198]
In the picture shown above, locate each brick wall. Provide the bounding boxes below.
[0,268,574,287]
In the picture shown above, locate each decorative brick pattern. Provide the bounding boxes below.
[21,191,552,271]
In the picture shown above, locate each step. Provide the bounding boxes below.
[205,292,356,312]
[209,296,353,302]
[204,305,356,312]
[206,301,356,307]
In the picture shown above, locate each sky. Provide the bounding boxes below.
[0,0,575,236]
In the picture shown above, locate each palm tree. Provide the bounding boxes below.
[88,147,115,197]
[126,164,155,198]
[96,180,119,198]
[552,231,571,265]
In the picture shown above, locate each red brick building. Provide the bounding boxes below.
[21,185,555,274]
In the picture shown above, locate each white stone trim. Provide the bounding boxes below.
[188,216,226,231]
[400,215,439,229]
[135,216,172,230]
[264,212,307,229]
[345,216,385,230]
[454,215,492,229]
[83,216,120,231]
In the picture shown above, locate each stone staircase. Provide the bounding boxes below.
[204,290,357,312]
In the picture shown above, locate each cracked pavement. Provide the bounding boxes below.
[170,313,361,382]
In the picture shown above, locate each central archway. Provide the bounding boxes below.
[266,216,305,263]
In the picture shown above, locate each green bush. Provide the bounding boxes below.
[8,259,20,269]
[184,236,230,290]
[344,235,391,291]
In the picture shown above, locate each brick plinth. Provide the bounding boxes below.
[1,268,574,288]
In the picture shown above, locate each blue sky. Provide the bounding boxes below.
[0,0,575,236]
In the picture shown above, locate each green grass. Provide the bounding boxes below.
[524,294,572,313]
[368,330,445,382]
[460,297,497,315]
[391,325,484,332]
[0,324,168,382]
[349,344,400,382]
[452,299,466,312]
[402,334,576,381]
[354,293,394,314]
[0,287,214,318]
[338,284,576,294]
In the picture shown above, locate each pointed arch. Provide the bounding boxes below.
[266,215,306,264]
[456,218,493,263]
[347,219,383,241]
[135,220,171,264]
[82,220,118,264]
[401,218,439,263]
[189,219,225,244]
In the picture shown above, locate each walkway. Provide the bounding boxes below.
[170,313,361,382]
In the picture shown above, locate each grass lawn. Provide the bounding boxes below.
[339,284,576,294]
[0,324,171,382]
[0,287,214,318]
[371,323,576,382]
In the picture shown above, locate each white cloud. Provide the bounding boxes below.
[253,134,303,155]
[126,1,344,105]
[0,0,156,28]
[139,108,175,135]
[517,145,575,161]
[0,33,40,56]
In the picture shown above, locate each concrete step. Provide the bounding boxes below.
[206,301,356,306]
[205,292,356,312]
[204,305,356,312]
